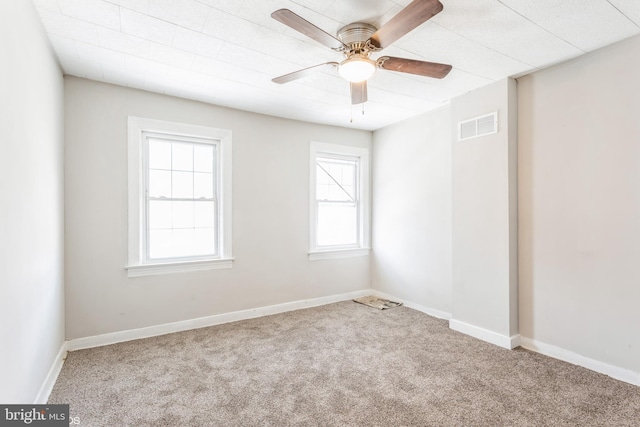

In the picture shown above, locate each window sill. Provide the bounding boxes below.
[126,258,234,278]
[308,248,370,261]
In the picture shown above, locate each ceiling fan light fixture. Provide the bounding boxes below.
[338,55,376,83]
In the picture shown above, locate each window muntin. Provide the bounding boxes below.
[143,134,219,262]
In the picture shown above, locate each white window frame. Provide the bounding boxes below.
[126,116,233,277]
[309,141,370,261]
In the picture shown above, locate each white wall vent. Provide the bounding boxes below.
[458,112,498,141]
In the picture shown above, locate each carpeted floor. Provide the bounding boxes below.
[49,302,640,426]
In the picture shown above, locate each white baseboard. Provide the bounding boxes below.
[371,290,452,320]
[67,289,371,351]
[449,319,521,350]
[520,337,640,387]
[38,289,640,405]
[34,342,68,404]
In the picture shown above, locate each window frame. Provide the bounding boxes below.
[126,116,233,277]
[142,132,219,263]
[309,141,370,261]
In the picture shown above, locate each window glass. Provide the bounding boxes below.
[315,155,359,248]
[317,202,358,246]
[146,137,218,261]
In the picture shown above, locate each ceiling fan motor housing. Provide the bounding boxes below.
[337,22,378,53]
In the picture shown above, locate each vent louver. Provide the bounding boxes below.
[458,112,497,141]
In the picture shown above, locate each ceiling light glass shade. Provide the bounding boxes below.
[338,56,376,83]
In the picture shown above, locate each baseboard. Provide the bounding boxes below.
[371,290,452,320]
[67,289,371,351]
[449,319,521,350]
[520,337,640,387]
[34,342,68,404]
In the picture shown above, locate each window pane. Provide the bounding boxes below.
[317,183,330,200]
[328,179,351,200]
[171,229,195,257]
[172,143,193,171]
[316,158,356,202]
[149,170,171,198]
[149,200,172,229]
[194,172,214,199]
[193,228,216,255]
[144,133,222,261]
[194,144,214,173]
[148,229,173,259]
[148,139,171,170]
[342,166,354,186]
[172,171,193,198]
[317,202,357,247]
[172,201,194,228]
[148,228,216,259]
[194,201,215,228]
[316,164,330,184]
[316,164,330,200]
[328,163,342,182]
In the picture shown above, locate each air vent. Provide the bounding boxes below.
[458,112,498,141]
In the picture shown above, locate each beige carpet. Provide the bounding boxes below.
[49,302,640,426]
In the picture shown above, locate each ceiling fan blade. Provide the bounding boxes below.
[369,0,443,49]
[378,56,452,79]
[350,81,367,105]
[272,62,338,84]
[272,9,346,51]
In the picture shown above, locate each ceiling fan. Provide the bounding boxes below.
[270,0,452,105]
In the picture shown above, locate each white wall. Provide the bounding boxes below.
[518,35,640,374]
[371,106,452,315]
[64,77,371,340]
[451,79,519,346]
[0,1,65,403]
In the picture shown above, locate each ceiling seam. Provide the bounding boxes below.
[391,42,500,82]
[605,1,640,29]
[429,21,536,70]
[397,21,530,81]
[101,1,211,36]
[55,5,170,36]
[116,4,121,32]
[494,0,585,53]
[76,1,284,70]
[48,19,332,90]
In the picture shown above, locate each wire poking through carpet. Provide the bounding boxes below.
[353,296,402,310]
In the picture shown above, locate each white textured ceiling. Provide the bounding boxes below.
[32,0,640,130]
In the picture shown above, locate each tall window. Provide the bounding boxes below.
[127,117,232,277]
[145,134,217,260]
[309,142,370,260]
[315,155,359,247]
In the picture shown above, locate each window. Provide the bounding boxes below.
[309,142,370,260]
[127,117,232,277]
